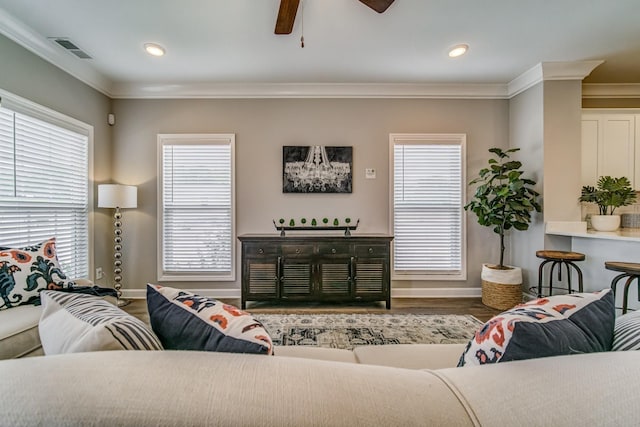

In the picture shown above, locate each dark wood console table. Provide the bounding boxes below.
[238,234,393,309]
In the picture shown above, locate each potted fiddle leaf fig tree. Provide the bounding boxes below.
[579,176,636,231]
[464,147,541,310]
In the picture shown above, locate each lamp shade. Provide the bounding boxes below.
[98,184,137,209]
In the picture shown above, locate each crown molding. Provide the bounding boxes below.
[110,82,510,99]
[0,8,113,96]
[582,83,640,99]
[508,60,604,98]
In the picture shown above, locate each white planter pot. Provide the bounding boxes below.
[590,214,621,232]
[480,264,523,310]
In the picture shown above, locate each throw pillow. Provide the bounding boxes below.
[147,284,273,355]
[39,290,163,354]
[458,289,615,367]
[612,310,640,351]
[0,238,75,310]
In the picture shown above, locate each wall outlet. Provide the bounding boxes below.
[95,267,104,280]
[365,168,376,179]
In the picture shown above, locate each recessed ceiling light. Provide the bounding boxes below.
[144,43,165,57]
[448,44,469,58]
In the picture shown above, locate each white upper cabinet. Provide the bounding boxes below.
[581,113,639,189]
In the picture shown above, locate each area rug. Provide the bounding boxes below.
[254,313,482,350]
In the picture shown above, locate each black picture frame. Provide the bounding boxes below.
[283,146,352,193]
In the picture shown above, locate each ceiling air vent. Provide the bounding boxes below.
[49,37,92,59]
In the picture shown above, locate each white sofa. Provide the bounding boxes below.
[0,279,102,360]
[0,349,638,426]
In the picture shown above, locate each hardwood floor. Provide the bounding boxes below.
[124,297,500,324]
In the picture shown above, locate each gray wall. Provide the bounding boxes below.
[510,80,584,292]
[509,83,545,291]
[112,98,509,295]
[0,34,113,281]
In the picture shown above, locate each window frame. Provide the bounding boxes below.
[389,133,467,281]
[157,133,236,282]
[0,88,94,280]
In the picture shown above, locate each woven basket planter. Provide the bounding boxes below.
[481,264,523,310]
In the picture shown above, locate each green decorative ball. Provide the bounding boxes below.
[322,218,329,224]
[345,218,351,224]
[301,218,307,224]
[279,218,285,224]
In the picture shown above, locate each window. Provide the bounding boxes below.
[390,133,466,280]
[0,91,91,279]
[158,134,235,281]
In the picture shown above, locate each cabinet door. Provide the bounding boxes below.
[600,115,635,183]
[582,114,636,186]
[582,114,636,187]
[354,259,387,297]
[280,257,313,299]
[318,258,352,297]
[244,256,279,298]
[353,244,389,299]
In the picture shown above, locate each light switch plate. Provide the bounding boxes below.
[365,168,376,179]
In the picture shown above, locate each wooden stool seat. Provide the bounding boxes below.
[535,250,585,297]
[606,261,640,314]
[536,250,586,262]
[605,262,640,275]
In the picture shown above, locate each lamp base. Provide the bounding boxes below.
[116,298,131,308]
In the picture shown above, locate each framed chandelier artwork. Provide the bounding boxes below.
[283,145,352,193]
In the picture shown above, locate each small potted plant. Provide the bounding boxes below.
[464,147,541,310]
[579,176,636,231]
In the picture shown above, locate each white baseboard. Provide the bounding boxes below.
[391,288,482,298]
[122,287,482,300]
[121,288,241,300]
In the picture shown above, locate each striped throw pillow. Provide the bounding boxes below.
[612,310,640,351]
[39,290,163,354]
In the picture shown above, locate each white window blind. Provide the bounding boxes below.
[0,105,89,279]
[391,134,465,279]
[159,134,235,281]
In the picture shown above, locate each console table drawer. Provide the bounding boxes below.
[281,245,314,256]
[354,244,388,257]
[244,244,278,256]
[317,244,350,256]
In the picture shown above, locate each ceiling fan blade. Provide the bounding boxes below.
[275,0,300,34]
[358,0,395,13]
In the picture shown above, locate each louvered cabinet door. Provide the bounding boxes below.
[242,257,279,309]
[318,258,352,297]
[280,258,313,299]
[353,244,391,308]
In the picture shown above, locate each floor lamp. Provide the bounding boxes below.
[98,184,137,307]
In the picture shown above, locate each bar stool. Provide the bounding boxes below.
[535,250,585,297]
[605,262,640,314]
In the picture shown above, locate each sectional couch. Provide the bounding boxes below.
[1,347,639,426]
[2,288,638,425]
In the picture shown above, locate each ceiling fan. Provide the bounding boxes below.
[275,0,395,34]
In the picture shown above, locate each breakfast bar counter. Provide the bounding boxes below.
[545,221,640,311]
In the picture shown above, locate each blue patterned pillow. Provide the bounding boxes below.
[147,284,273,355]
[458,289,615,366]
[0,238,76,310]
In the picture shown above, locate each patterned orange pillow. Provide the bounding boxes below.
[147,284,273,355]
[458,289,614,366]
